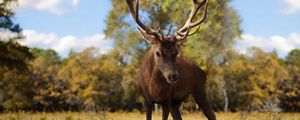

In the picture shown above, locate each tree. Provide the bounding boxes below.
[57,48,99,110]
[0,0,33,111]
[105,0,241,111]
[222,47,288,111]
[0,0,31,69]
[58,47,124,111]
[286,49,300,66]
[278,49,300,111]
[29,48,75,111]
[0,0,21,33]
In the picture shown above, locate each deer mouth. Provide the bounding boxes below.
[165,73,179,84]
[166,78,178,84]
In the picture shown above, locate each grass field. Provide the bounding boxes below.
[0,111,299,120]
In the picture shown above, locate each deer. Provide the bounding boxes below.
[125,0,216,120]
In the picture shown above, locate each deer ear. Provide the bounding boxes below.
[137,27,159,45]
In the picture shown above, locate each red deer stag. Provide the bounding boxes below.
[126,0,216,120]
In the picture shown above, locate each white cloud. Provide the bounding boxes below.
[71,0,80,6]
[20,29,113,57]
[0,30,19,41]
[16,0,80,14]
[235,33,300,57]
[279,0,300,14]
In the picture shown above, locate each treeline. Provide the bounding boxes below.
[1,46,141,112]
[1,44,300,112]
[1,0,300,112]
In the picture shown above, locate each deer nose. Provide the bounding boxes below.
[168,74,178,82]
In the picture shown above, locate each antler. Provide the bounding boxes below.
[126,0,209,42]
[126,0,163,41]
[175,0,209,41]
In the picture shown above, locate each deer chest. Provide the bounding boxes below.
[146,81,172,103]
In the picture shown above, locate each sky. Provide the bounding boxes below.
[4,0,300,58]
[231,0,300,57]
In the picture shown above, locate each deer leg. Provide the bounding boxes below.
[161,102,170,120]
[193,87,216,120]
[170,103,182,120]
[144,101,154,120]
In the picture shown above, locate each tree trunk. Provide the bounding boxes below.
[223,88,228,112]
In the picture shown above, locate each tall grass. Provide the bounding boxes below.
[0,112,299,120]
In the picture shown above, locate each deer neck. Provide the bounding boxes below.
[141,48,172,101]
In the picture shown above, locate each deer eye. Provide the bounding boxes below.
[156,51,161,57]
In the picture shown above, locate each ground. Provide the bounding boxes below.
[0,112,299,120]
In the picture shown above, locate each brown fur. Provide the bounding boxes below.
[126,0,215,119]
[138,47,216,120]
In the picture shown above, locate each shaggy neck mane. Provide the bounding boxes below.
[141,48,157,80]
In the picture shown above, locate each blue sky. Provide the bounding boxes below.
[232,0,300,36]
[15,0,111,36]
[7,0,300,57]
[231,0,300,57]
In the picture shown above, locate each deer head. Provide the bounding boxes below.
[126,0,209,83]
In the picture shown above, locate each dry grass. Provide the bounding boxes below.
[0,111,299,120]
